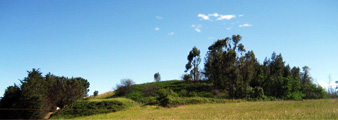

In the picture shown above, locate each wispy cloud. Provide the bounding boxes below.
[191,24,202,32]
[197,14,210,20]
[217,15,236,20]
[154,27,159,31]
[198,13,236,21]
[208,13,219,17]
[239,23,251,27]
[226,27,231,31]
[238,14,244,17]
[168,32,175,36]
[156,16,163,19]
[208,37,215,40]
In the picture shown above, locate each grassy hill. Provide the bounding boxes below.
[50,80,335,119]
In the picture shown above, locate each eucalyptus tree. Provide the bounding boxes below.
[204,35,246,97]
[185,46,201,82]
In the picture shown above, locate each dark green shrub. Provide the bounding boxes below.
[252,87,264,99]
[141,84,158,97]
[156,88,178,107]
[179,89,188,97]
[197,91,213,97]
[115,79,135,96]
[52,100,126,119]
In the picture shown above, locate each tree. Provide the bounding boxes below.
[204,35,246,98]
[46,75,90,108]
[182,74,192,83]
[0,85,21,119]
[185,46,201,82]
[154,72,161,82]
[18,69,49,119]
[300,66,311,86]
[94,91,99,97]
[0,69,90,119]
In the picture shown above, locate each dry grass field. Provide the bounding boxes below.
[70,99,338,119]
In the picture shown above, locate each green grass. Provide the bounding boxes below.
[71,99,338,119]
[50,97,140,119]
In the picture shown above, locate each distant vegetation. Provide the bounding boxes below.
[114,35,327,107]
[0,69,89,119]
[0,34,330,119]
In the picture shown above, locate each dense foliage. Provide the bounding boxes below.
[204,35,326,100]
[0,69,90,119]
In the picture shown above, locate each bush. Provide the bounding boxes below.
[141,84,158,97]
[115,79,135,96]
[179,89,189,97]
[52,100,126,119]
[252,87,264,99]
[139,97,158,105]
[197,91,213,97]
[287,91,305,100]
[156,88,178,107]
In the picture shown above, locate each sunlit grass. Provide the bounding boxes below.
[72,99,338,119]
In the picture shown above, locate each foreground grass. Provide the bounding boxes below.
[72,99,338,119]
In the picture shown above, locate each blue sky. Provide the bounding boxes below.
[1,0,338,97]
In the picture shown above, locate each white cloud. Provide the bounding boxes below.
[197,14,210,20]
[156,16,163,19]
[154,27,159,31]
[208,13,219,17]
[239,14,244,17]
[168,32,175,36]
[191,24,202,32]
[208,37,215,40]
[217,15,236,20]
[195,28,201,32]
[198,13,237,21]
[239,23,252,27]
[226,27,231,31]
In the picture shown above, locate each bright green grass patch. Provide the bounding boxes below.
[51,98,139,119]
[72,99,338,119]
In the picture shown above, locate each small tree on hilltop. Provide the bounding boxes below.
[154,72,161,82]
[94,91,99,97]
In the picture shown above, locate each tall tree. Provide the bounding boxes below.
[205,35,246,98]
[185,46,201,82]
[300,66,311,86]
[18,69,49,119]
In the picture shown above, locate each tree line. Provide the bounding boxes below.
[183,35,326,100]
[0,69,89,119]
